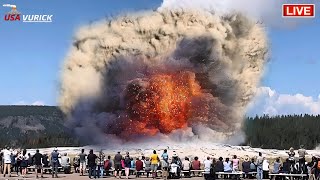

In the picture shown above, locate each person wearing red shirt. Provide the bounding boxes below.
[192,156,201,170]
[135,157,144,177]
[192,156,201,176]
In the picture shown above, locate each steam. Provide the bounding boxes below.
[59,8,268,145]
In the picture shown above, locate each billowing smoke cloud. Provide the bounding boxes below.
[59,9,268,145]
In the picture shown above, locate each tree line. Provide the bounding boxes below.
[243,114,320,150]
[0,106,319,149]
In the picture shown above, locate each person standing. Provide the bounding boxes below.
[27,153,33,166]
[309,156,317,180]
[51,148,60,178]
[161,156,169,180]
[20,149,28,178]
[11,150,18,176]
[0,152,3,174]
[161,149,169,164]
[161,149,169,180]
[2,147,12,177]
[79,149,87,176]
[150,150,160,179]
[298,145,307,169]
[124,152,131,179]
[262,159,269,179]
[145,157,152,178]
[97,150,105,178]
[256,152,264,180]
[87,149,97,179]
[33,149,44,179]
[135,157,143,178]
[42,154,49,167]
[287,147,296,173]
[104,155,112,176]
[114,151,123,179]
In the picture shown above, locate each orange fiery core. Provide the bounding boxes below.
[125,71,202,137]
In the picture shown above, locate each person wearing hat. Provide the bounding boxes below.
[170,153,182,179]
[51,148,60,178]
[242,157,251,179]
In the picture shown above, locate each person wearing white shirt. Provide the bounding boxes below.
[262,159,269,179]
[223,158,232,179]
[61,153,71,174]
[2,147,12,177]
[203,157,212,180]
[182,157,191,177]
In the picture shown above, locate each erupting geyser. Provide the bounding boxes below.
[59,9,268,145]
[124,72,201,136]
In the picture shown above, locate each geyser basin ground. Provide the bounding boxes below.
[59,10,268,145]
[28,143,320,163]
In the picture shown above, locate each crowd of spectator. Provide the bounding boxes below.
[0,145,317,180]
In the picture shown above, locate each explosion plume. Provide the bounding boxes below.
[59,9,268,145]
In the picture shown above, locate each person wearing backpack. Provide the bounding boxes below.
[135,157,143,178]
[124,152,131,179]
[104,156,111,176]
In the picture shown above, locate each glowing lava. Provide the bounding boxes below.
[124,71,202,137]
